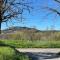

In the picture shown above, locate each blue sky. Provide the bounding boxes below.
[2,0,60,30]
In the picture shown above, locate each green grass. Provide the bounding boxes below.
[0,47,29,60]
[0,39,60,60]
[0,40,60,48]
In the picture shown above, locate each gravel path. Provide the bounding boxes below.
[16,48,60,60]
[16,48,60,53]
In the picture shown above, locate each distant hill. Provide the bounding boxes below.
[0,26,60,40]
[2,26,40,34]
[2,26,60,33]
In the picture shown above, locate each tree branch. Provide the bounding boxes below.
[54,0,60,3]
[3,12,21,21]
[43,7,60,16]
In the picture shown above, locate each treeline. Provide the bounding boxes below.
[0,30,60,40]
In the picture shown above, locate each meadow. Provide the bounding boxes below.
[0,39,60,48]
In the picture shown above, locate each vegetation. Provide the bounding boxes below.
[1,28,60,41]
[0,27,60,60]
[0,0,32,34]
[0,39,60,48]
[0,47,29,60]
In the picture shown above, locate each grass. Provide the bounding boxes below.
[0,39,60,60]
[0,39,60,48]
[0,47,29,60]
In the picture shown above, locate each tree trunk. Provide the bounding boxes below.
[0,0,3,34]
[0,11,2,34]
[0,22,1,34]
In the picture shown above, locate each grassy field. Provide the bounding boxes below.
[0,39,60,48]
[0,47,29,60]
[0,39,60,60]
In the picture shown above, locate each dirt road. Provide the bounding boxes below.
[16,48,60,60]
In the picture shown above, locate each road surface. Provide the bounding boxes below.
[16,48,60,60]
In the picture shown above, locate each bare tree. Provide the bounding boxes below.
[43,0,60,15]
[41,0,60,30]
[0,0,32,34]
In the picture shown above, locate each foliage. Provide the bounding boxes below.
[0,47,29,60]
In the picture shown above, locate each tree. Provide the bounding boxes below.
[41,0,60,30]
[43,0,60,17]
[0,0,33,56]
[0,0,32,34]
[43,0,60,14]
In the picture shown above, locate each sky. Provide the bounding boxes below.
[1,0,60,30]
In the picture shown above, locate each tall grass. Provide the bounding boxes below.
[0,47,29,60]
[0,40,60,48]
[1,31,60,40]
